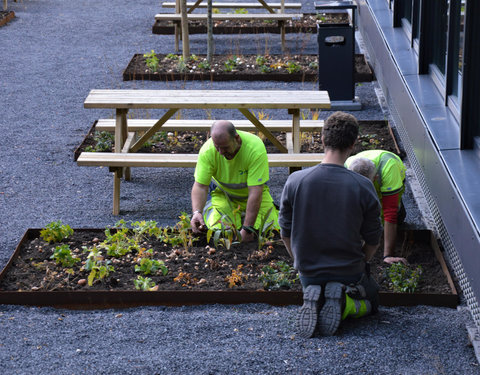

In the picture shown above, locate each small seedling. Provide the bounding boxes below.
[386,263,423,293]
[143,50,159,72]
[286,61,301,74]
[50,244,80,268]
[135,258,168,276]
[40,221,74,243]
[198,59,211,70]
[82,246,114,286]
[99,222,140,258]
[259,261,298,290]
[224,56,238,72]
[165,53,179,60]
[134,276,157,291]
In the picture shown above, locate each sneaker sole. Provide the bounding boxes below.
[296,285,322,338]
[318,282,344,336]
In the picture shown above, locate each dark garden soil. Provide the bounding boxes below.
[74,120,401,161]
[152,13,345,35]
[123,53,374,82]
[0,10,15,27]
[0,228,453,296]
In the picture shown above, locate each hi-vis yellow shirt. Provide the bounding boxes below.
[346,150,406,196]
[194,130,269,200]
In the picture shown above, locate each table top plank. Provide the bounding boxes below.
[84,90,331,110]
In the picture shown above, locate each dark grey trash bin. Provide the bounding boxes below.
[315,1,357,103]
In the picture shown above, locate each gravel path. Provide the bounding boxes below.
[0,1,478,373]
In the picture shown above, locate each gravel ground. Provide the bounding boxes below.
[0,0,478,373]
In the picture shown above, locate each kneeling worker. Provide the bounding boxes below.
[279,112,383,337]
[190,120,279,242]
[346,150,407,265]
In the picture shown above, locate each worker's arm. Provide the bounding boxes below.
[190,181,209,233]
[240,184,263,242]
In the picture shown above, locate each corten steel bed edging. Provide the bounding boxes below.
[0,229,458,310]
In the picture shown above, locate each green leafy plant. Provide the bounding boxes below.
[98,220,140,257]
[234,8,248,14]
[256,207,278,250]
[198,59,211,70]
[40,221,74,243]
[131,220,162,243]
[387,263,423,293]
[259,261,299,290]
[189,54,199,62]
[286,61,301,74]
[85,131,114,152]
[143,49,159,72]
[135,258,168,276]
[309,61,318,69]
[207,212,241,250]
[255,55,267,65]
[82,246,114,286]
[259,64,272,73]
[177,57,188,73]
[165,53,179,60]
[50,244,80,268]
[134,276,157,291]
[224,56,238,72]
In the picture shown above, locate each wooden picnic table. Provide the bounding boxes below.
[84,89,330,154]
[82,89,330,214]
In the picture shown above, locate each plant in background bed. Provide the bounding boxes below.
[85,131,114,152]
[386,263,423,293]
[50,244,80,268]
[40,220,74,243]
[286,61,301,74]
[224,56,238,72]
[143,50,159,72]
[259,261,299,290]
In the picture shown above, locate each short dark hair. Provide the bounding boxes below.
[323,111,359,151]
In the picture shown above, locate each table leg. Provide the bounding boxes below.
[289,108,301,174]
[113,169,121,216]
[280,20,286,51]
[116,109,131,181]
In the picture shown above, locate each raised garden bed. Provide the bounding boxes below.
[152,13,320,35]
[0,10,15,27]
[122,53,374,82]
[0,226,457,309]
[73,120,399,161]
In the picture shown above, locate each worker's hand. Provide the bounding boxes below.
[240,228,255,243]
[191,211,206,234]
[383,256,408,265]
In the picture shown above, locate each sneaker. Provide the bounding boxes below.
[296,285,322,338]
[318,282,345,336]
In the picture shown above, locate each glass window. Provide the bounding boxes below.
[429,0,449,75]
[451,1,464,99]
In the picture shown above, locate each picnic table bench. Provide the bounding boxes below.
[155,12,303,50]
[79,89,330,214]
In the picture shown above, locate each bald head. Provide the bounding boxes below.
[211,120,237,142]
[211,120,241,160]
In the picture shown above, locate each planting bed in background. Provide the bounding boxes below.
[152,13,320,35]
[122,53,373,82]
[0,224,457,309]
[0,10,15,27]
[74,120,399,161]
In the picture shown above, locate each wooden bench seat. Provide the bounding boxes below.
[94,119,324,133]
[161,2,302,9]
[77,151,324,168]
[154,13,302,21]
[77,151,324,214]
